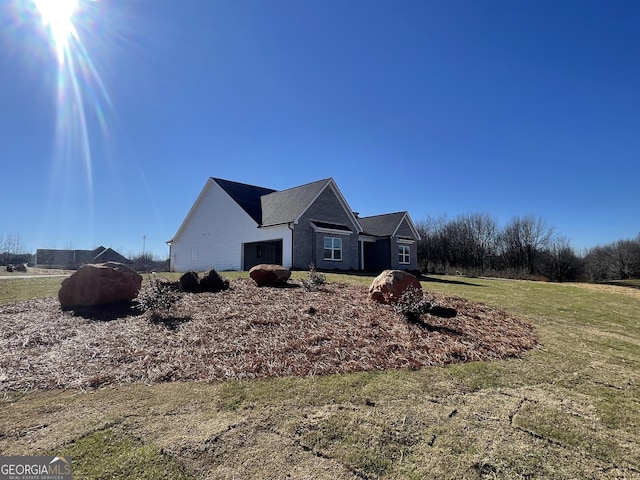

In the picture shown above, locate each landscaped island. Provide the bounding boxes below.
[0,277,536,390]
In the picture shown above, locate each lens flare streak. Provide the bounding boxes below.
[21,0,113,213]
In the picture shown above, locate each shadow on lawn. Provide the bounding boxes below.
[421,275,486,287]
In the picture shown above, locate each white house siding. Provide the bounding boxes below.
[170,181,292,272]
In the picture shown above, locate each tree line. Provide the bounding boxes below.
[416,214,640,282]
[3,225,639,282]
[0,233,32,265]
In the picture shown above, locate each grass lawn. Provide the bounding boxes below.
[0,276,70,304]
[1,273,639,479]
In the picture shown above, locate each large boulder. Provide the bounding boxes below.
[249,264,291,287]
[369,269,422,304]
[58,262,142,308]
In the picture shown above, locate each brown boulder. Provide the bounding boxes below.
[369,269,422,304]
[179,271,200,293]
[249,264,291,287]
[200,268,230,292]
[58,262,142,308]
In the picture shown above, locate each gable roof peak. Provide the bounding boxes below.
[360,211,408,219]
[262,177,332,196]
[260,177,361,232]
[212,177,276,224]
[358,211,419,238]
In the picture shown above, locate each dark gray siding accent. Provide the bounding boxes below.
[390,218,418,271]
[292,187,359,269]
[312,232,358,270]
[395,218,416,239]
[390,239,418,271]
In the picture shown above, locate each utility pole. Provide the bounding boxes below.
[142,235,146,255]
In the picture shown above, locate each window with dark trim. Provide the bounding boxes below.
[399,245,410,264]
[324,237,342,261]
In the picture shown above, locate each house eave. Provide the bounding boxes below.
[396,237,416,244]
[358,234,378,242]
[313,227,354,236]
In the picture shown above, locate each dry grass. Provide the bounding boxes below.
[0,279,536,391]
[2,275,639,479]
[0,267,74,276]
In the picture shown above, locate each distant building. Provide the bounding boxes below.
[35,246,130,269]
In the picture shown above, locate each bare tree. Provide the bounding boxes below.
[416,213,500,274]
[584,245,614,281]
[463,213,499,273]
[541,235,583,281]
[500,215,553,275]
[0,233,26,265]
[416,215,449,273]
[609,239,640,280]
[582,234,640,281]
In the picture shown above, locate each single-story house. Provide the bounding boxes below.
[167,177,420,272]
[35,246,130,269]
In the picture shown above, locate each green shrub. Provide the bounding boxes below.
[136,277,182,317]
[301,263,326,291]
[392,287,432,322]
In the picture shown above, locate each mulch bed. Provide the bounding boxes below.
[0,279,538,390]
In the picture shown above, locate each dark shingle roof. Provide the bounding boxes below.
[92,247,131,264]
[260,179,331,226]
[358,212,407,237]
[213,178,276,224]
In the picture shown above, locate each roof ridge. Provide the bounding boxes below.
[360,211,407,218]
[212,177,276,192]
[261,177,331,197]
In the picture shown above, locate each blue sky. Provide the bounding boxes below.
[1,0,639,258]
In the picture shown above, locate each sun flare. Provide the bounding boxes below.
[15,0,113,224]
[32,0,80,61]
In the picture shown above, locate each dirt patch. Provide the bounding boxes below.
[0,279,537,390]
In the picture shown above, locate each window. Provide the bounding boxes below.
[324,237,342,261]
[399,245,410,264]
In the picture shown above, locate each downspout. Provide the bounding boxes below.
[390,236,395,270]
[288,223,294,269]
